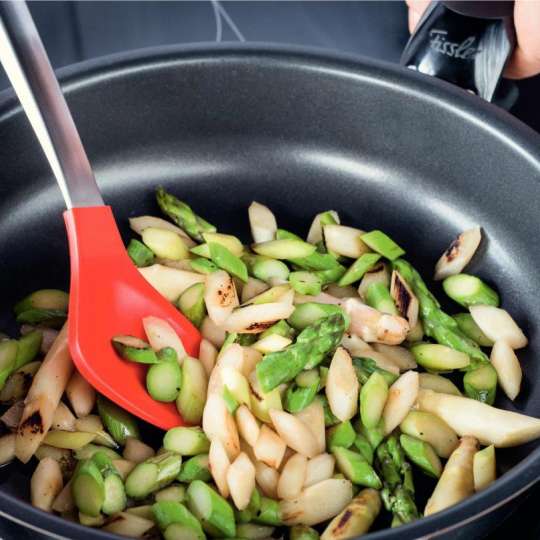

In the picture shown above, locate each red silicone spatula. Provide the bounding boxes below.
[0,1,201,429]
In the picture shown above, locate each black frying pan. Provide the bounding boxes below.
[0,9,539,540]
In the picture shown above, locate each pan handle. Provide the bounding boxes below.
[401,1,517,107]
[0,1,103,209]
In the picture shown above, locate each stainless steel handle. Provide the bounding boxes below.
[0,1,103,208]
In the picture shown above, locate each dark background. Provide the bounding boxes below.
[0,1,539,538]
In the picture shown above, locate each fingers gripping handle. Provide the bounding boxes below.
[0,1,103,208]
[401,1,516,106]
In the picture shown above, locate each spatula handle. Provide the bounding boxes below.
[0,1,103,209]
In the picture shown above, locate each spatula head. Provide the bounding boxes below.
[64,206,201,430]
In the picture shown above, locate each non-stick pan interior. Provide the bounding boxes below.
[0,46,539,538]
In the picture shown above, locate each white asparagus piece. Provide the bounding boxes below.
[123,437,155,463]
[425,436,477,516]
[201,316,227,348]
[51,479,74,513]
[473,445,496,492]
[16,324,73,463]
[326,347,359,422]
[205,270,239,326]
[202,394,240,460]
[294,292,342,306]
[372,343,417,371]
[0,433,16,465]
[253,425,287,469]
[223,302,295,334]
[241,278,270,304]
[255,460,279,498]
[51,402,76,431]
[390,270,419,329]
[112,459,136,480]
[417,389,540,447]
[295,400,326,455]
[382,371,419,435]
[1,401,24,430]
[304,453,336,488]
[400,411,459,458]
[277,453,308,500]
[280,478,353,526]
[249,202,278,244]
[236,405,260,447]
[139,264,205,302]
[490,340,522,400]
[241,346,262,378]
[102,512,154,537]
[199,338,218,377]
[129,215,196,247]
[269,410,319,458]
[307,210,339,244]
[65,370,96,417]
[143,316,186,360]
[227,452,256,510]
[207,343,244,397]
[434,227,481,281]
[341,298,409,345]
[253,335,292,354]
[469,305,527,349]
[325,283,358,299]
[323,225,369,259]
[31,457,63,512]
[418,373,462,396]
[209,438,231,498]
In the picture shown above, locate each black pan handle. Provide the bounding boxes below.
[401,1,516,106]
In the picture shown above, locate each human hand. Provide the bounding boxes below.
[406,0,540,79]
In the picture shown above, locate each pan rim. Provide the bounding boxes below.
[0,43,539,540]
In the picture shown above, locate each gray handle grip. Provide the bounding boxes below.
[0,1,103,208]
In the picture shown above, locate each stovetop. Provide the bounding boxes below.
[0,2,538,539]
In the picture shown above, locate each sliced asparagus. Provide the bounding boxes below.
[256,314,346,392]
[452,313,494,347]
[365,282,398,315]
[142,227,189,261]
[97,396,140,446]
[127,238,155,267]
[327,421,356,450]
[463,363,498,404]
[164,427,210,456]
[156,187,216,242]
[209,242,249,282]
[177,357,208,424]
[112,335,159,364]
[178,454,211,482]
[443,274,499,307]
[360,372,388,429]
[191,257,219,274]
[338,253,381,287]
[178,283,207,328]
[72,459,105,517]
[289,271,322,296]
[400,434,442,478]
[288,303,343,331]
[333,447,382,489]
[473,445,496,492]
[411,343,470,371]
[153,500,205,540]
[146,350,182,402]
[434,227,482,281]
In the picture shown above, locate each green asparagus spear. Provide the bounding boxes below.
[127,239,155,267]
[333,447,382,489]
[452,313,494,347]
[399,435,442,478]
[156,187,216,242]
[11,330,42,374]
[235,489,261,524]
[72,459,105,517]
[112,335,159,364]
[285,375,320,413]
[236,523,275,539]
[97,395,140,445]
[147,349,182,402]
[316,266,347,285]
[15,289,69,315]
[353,434,374,465]
[209,242,249,282]
[463,363,497,404]
[392,259,489,367]
[352,357,398,386]
[248,256,290,283]
[338,253,382,287]
[164,427,210,456]
[176,357,207,424]
[359,372,388,429]
[361,231,405,261]
[319,395,341,427]
[443,274,499,308]
[190,257,219,275]
[156,484,187,503]
[256,313,346,392]
[288,303,344,331]
[327,421,356,450]
[259,320,295,340]
[153,500,205,540]
[125,451,182,499]
[74,444,122,461]
[253,239,316,260]
[178,283,207,328]
[355,419,385,451]
[253,497,282,526]
[222,386,239,414]
[411,343,470,371]
[289,271,322,296]
[187,480,236,537]
[290,525,320,540]
[365,282,398,315]
[0,340,19,389]
[178,454,211,482]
